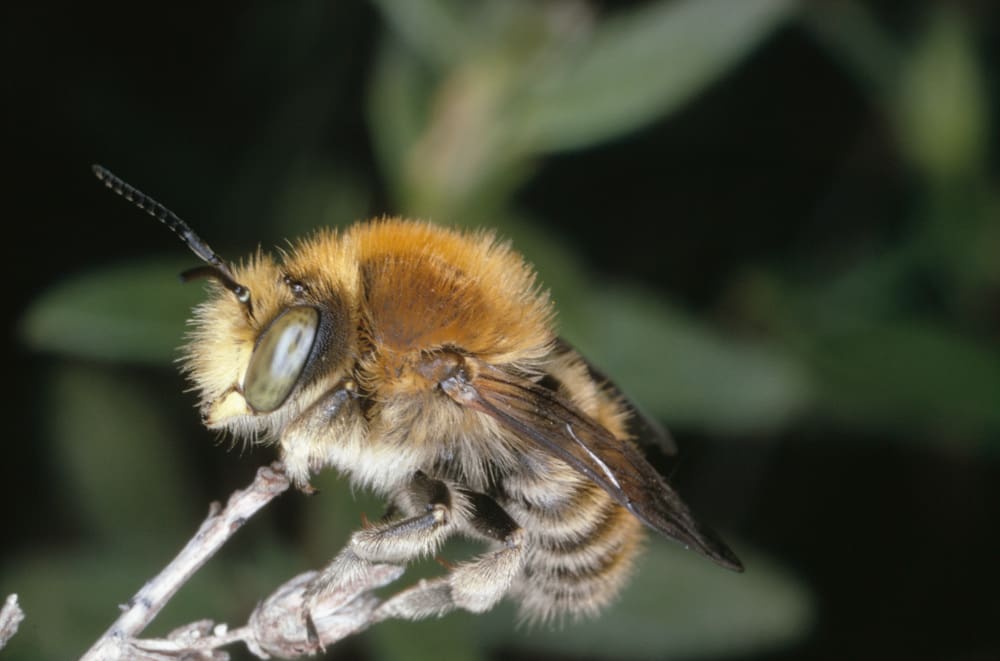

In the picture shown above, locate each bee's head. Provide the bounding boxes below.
[93,166,357,442]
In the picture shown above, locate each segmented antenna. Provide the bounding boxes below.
[92,164,253,312]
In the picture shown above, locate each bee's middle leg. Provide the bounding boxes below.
[305,471,457,606]
[373,487,525,621]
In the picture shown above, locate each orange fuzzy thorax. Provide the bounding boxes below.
[182,218,556,442]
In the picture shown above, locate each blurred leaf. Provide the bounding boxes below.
[807,320,1000,439]
[369,612,487,661]
[45,363,196,543]
[481,540,813,660]
[514,0,795,152]
[20,259,202,365]
[909,183,994,311]
[0,546,158,661]
[368,37,436,205]
[896,8,988,182]
[750,253,917,336]
[974,190,1000,289]
[271,164,372,238]
[371,0,793,221]
[802,3,994,309]
[570,285,812,434]
[372,0,469,69]
[799,0,901,106]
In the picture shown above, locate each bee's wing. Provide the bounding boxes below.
[441,363,743,571]
[554,338,677,456]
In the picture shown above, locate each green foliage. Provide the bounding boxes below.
[794,3,999,441]
[509,0,795,152]
[20,259,203,365]
[571,285,813,434]
[808,318,1000,438]
[44,364,196,542]
[3,549,166,660]
[369,0,794,220]
[895,8,988,183]
[487,542,812,660]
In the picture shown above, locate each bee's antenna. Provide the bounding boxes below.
[92,164,253,314]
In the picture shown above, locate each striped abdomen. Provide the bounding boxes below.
[503,466,645,622]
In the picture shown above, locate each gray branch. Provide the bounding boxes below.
[79,463,405,660]
[0,594,25,651]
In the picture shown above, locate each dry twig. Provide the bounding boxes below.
[79,462,403,660]
[0,594,25,651]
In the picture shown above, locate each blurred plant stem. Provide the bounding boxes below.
[371,0,795,223]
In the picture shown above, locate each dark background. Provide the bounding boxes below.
[3,1,999,659]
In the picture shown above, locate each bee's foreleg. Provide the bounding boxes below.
[373,487,524,621]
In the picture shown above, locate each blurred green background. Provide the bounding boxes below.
[3,0,999,659]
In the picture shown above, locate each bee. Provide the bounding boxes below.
[93,165,742,625]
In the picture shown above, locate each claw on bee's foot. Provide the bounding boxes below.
[298,559,405,647]
[360,511,373,529]
[303,609,323,654]
[297,481,319,496]
[246,568,397,657]
[435,556,457,571]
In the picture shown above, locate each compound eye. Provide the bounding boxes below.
[243,306,319,412]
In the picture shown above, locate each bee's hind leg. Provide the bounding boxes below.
[372,486,525,621]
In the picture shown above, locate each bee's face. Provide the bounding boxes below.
[182,238,360,441]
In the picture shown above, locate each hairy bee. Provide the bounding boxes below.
[93,165,742,624]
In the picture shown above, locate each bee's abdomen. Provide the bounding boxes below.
[506,477,645,623]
